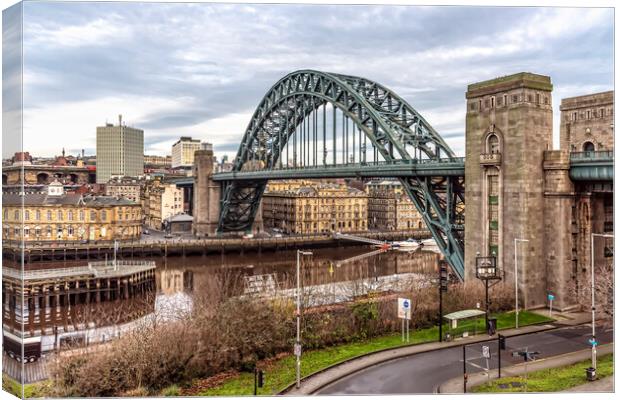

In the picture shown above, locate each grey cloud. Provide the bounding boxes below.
[15,3,614,158]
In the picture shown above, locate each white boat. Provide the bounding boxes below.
[419,238,439,248]
[392,238,420,248]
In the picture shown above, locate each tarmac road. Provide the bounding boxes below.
[316,324,613,394]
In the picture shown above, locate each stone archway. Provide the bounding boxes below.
[37,173,50,184]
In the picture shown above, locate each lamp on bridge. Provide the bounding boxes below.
[475,251,501,335]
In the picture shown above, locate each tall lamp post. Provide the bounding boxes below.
[295,250,313,389]
[588,233,613,380]
[475,252,500,333]
[514,238,529,328]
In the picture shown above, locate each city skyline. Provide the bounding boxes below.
[4,3,614,161]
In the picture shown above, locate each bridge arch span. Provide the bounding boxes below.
[218,70,465,279]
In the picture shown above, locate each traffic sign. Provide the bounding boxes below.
[547,294,555,301]
[482,345,490,359]
[588,338,598,347]
[294,343,302,356]
[397,298,411,319]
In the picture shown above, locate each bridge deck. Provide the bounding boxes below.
[213,158,466,181]
[569,151,613,181]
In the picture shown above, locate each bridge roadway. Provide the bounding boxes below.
[211,152,612,181]
[212,158,465,181]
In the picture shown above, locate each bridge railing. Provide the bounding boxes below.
[570,151,614,161]
[232,157,466,173]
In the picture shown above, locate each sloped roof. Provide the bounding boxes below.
[166,213,193,223]
[443,309,486,321]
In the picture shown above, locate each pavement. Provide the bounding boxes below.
[438,342,613,393]
[282,310,603,395]
[564,375,614,392]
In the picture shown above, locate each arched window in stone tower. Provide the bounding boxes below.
[486,133,501,154]
[583,141,595,152]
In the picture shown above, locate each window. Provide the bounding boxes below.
[14,227,20,236]
[25,211,29,220]
[470,102,476,111]
[503,94,508,106]
[14,210,19,220]
[101,211,107,221]
[46,226,52,237]
[484,99,490,108]
[90,211,97,221]
[35,210,40,220]
[47,211,52,220]
[68,226,74,236]
[512,95,518,103]
[544,97,549,105]
[573,112,577,121]
[3,209,7,220]
[79,210,84,221]
[57,226,63,238]
[490,97,495,108]
[487,133,500,154]
[24,228,29,237]
[583,141,595,152]
[536,93,540,104]
[35,227,41,237]
[57,210,63,220]
[587,110,591,119]
[68,211,73,221]
[600,108,605,118]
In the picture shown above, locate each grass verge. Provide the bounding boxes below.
[185,310,552,396]
[2,374,54,399]
[473,353,613,392]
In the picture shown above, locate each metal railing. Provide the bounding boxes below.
[219,157,466,174]
[2,260,156,281]
[570,151,614,161]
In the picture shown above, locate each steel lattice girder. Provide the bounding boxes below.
[218,70,465,279]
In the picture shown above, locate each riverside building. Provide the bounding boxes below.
[262,181,367,234]
[2,181,142,243]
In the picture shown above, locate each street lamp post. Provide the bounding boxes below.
[475,252,500,334]
[589,233,613,379]
[514,238,529,329]
[296,250,313,389]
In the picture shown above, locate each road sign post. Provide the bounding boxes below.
[547,293,555,315]
[398,298,411,342]
[462,345,467,393]
[482,345,490,381]
[439,262,448,342]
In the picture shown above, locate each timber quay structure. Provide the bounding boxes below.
[3,230,430,263]
[2,260,156,339]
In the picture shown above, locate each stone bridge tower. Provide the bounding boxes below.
[465,73,553,309]
[193,145,221,237]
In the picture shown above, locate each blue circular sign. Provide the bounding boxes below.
[403,300,410,309]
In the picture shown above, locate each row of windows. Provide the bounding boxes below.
[569,107,613,121]
[4,208,140,222]
[470,91,549,112]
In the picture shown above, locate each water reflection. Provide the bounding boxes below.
[2,245,438,358]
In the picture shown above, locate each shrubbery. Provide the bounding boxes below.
[53,276,515,396]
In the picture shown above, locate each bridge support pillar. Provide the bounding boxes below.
[193,146,221,237]
[543,150,578,309]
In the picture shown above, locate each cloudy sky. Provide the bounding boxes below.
[3,2,614,159]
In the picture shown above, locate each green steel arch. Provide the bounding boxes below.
[218,70,465,280]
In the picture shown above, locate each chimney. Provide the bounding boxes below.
[118,114,122,126]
